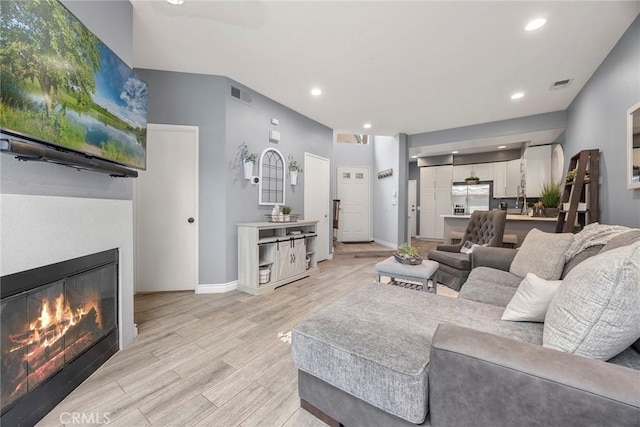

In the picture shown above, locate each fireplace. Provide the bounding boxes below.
[1,249,119,427]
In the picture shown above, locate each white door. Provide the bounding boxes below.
[336,166,370,242]
[304,153,330,261]
[135,124,198,292]
[407,180,417,242]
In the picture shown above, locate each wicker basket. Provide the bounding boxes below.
[393,253,423,265]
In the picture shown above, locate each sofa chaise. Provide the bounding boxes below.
[291,229,640,427]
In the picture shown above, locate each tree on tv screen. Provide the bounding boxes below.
[1,0,100,118]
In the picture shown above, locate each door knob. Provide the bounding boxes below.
[188,217,195,223]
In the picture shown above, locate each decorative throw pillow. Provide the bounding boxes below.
[543,241,640,361]
[460,241,482,254]
[502,273,562,322]
[510,229,574,280]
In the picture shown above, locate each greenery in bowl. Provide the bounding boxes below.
[566,168,577,182]
[281,206,292,215]
[539,182,562,208]
[397,243,420,258]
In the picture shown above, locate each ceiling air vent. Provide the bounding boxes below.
[549,78,572,90]
[230,85,253,105]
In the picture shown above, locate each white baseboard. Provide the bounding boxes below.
[374,239,398,250]
[197,280,238,294]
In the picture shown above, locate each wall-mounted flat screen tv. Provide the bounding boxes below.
[0,0,147,170]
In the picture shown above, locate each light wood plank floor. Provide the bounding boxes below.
[37,252,455,427]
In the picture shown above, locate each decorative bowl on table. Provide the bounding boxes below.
[393,253,423,265]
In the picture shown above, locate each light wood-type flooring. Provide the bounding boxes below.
[38,243,452,427]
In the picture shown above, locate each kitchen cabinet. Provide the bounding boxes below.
[506,159,522,197]
[453,165,473,183]
[453,163,493,182]
[420,165,452,240]
[493,159,523,198]
[525,145,553,198]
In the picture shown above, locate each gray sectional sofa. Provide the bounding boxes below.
[291,230,640,427]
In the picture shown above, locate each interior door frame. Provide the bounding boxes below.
[134,123,199,292]
[336,165,371,242]
[407,179,417,242]
[304,152,331,261]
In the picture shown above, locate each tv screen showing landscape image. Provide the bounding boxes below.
[0,0,147,170]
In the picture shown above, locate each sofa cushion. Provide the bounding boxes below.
[502,273,562,322]
[544,242,640,361]
[292,284,543,424]
[428,250,471,270]
[600,229,640,253]
[459,267,521,307]
[510,229,574,280]
[561,245,602,279]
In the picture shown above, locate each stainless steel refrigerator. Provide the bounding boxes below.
[451,184,490,214]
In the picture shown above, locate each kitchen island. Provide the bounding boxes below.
[441,214,558,247]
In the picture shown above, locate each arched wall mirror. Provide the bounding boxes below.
[627,101,640,190]
[259,148,286,205]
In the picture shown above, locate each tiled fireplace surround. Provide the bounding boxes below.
[0,194,136,424]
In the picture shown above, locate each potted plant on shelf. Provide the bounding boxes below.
[281,206,292,222]
[288,155,303,185]
[464,175,480,185]
[539,182,562,217]
[239,143,257,180]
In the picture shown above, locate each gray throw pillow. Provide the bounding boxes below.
[510,228,574,280]
[543,241,640,361]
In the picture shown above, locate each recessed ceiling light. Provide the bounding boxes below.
[166,0,184,5]
[363,123,372,129]
[511,92,525,100]
[498,145,507,149]
[452,151,459,154]
[310,88,322,96]
[525,18,547,32]
[411,155,418,159]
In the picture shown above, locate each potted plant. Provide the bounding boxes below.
[464,175,480,185]
[393,243,422,265]
[288,155,303,185]
[539,182,562,217]
[281,205,292,222]
[239,143,257,180]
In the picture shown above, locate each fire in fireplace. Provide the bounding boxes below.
[1,250,118,426]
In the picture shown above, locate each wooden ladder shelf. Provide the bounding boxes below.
[556,149,600,233]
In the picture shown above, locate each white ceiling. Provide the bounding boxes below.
[131,1,639,136]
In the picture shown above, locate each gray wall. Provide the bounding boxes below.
[134,69,229,285]
[134,71,333,284]
[223,79,333,282]
[409,111,566,148]
[1,0,134,201]
[372,136,399,246]
[565,14,640,228]
[333,138,374,168]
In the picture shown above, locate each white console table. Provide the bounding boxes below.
[237,220,319,295]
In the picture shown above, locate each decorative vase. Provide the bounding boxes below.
[290,170,298,186]
[544,207,560,218]
[243,160,254,180]
[284,214,291,222]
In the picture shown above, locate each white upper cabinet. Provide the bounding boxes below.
[524,145,553,198]
[453,165,473,182]
[506,159,522,197]
[493,162,507,198]
[473,163,494,181]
